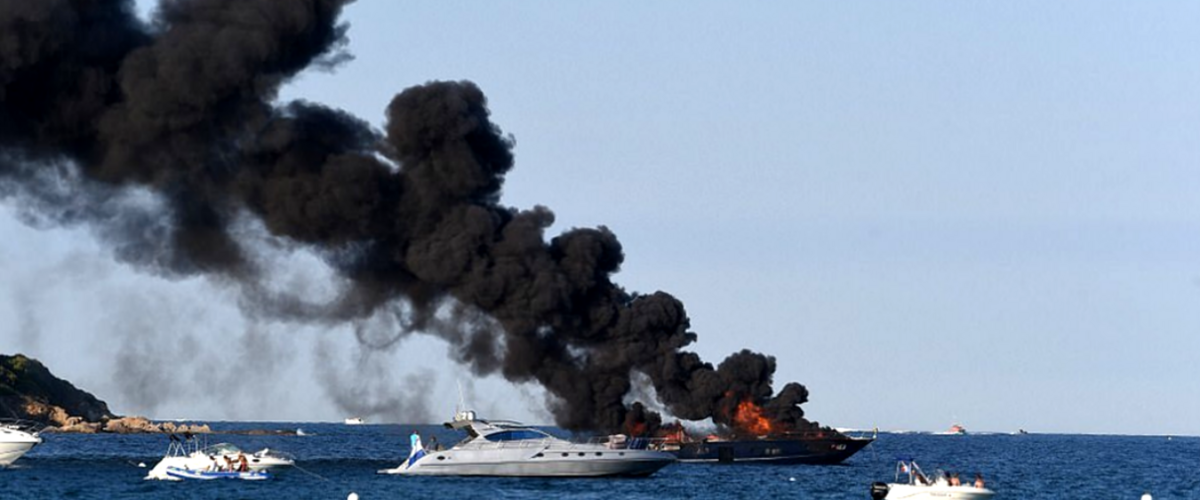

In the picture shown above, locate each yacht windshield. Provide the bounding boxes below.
[483,430,550,442]
[201,443,243,455]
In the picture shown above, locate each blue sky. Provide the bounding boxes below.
[2,1,1197,435]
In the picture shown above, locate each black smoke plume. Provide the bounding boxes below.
[0,0,816,434]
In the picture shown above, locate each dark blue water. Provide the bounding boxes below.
[2,423,1196,499]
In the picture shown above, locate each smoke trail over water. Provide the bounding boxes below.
[0,0,816,432]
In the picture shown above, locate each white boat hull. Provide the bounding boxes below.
[379,448,674,477]
[0,441,39,466]
[165,466,270,480]
[0,427,41,466]
[884,484,995,499]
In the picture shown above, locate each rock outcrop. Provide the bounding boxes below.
[0,353,211,434]
[1,353,114,424]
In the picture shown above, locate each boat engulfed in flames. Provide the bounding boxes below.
[652,399,874,464]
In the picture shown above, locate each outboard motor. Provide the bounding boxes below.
[869,482,890,500]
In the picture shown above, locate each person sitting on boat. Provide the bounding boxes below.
[223,455,234,472]
[208,455,220,472]
[974,473,985,488]
[427,435,439,451]
[237,452,250,472]
[950,472,961,486]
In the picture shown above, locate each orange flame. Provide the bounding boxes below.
[732,399,774,436]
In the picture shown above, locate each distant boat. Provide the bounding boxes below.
[344,417,366,425]
[937,424,967,435]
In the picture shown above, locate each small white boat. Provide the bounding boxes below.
[344,417,366,425]
[145,435,294,481]
[0,420,43,466]
[870,460,994,499]
[378,410,675,477]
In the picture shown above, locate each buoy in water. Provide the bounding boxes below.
[1142,493,1152,500]
[348,493,359,500]
[788,477,795,482]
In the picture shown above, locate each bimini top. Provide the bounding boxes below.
[444,411,557,442]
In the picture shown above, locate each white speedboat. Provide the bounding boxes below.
[378,410,675,477]
[0,420,42,466]
[871,460,994,499]
[145,435,294,480]
[344,417,366,425]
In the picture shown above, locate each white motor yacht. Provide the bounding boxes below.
[145,435,294,480]
[378,410,675,477]
[871,460,995,500]
[344,417,366,425]
[0,420,42,466]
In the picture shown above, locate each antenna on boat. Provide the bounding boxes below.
[456,379,465,414]
[454,379,475,422]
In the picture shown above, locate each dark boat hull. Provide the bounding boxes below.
[668,436,872,464]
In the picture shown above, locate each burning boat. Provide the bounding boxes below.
[648,399,874,464]
[660,428,873,464]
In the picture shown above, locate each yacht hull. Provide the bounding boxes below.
[0,441,38,466]
[0,426,41,467]
[380,449,674,477]
[670,435,872,464]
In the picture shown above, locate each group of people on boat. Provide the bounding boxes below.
[409,431,442,452]
[913,469,985,488]
[207,451,251,473]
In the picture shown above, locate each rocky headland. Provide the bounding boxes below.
[1,353,211,434]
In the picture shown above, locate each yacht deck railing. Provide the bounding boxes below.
[453,435,671,452]
[0,418,45,435]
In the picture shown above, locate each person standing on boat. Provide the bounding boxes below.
[237,452,250,472]
[410,430,423,452]
[405,430,427,469]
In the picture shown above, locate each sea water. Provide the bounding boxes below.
[2,422,1196,499]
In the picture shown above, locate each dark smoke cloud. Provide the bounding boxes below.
[0,0,816,433]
